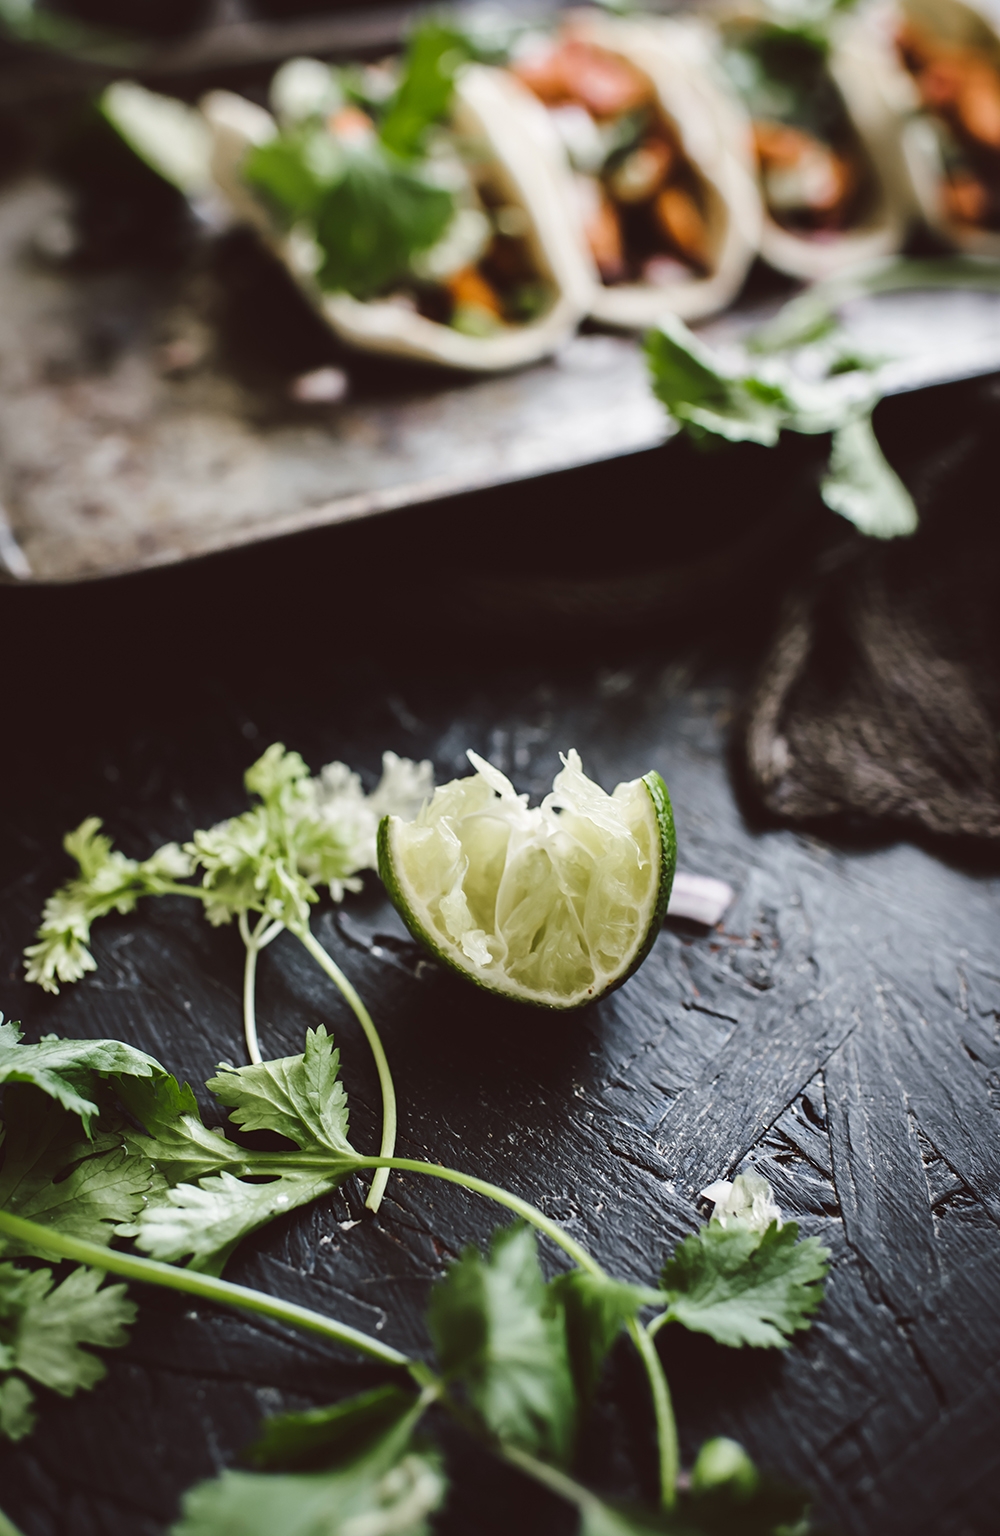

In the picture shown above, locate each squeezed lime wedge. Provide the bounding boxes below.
[377,750,676,1008]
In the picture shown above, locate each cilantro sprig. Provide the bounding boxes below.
[14,738,834,1532]
[24,743,432,1213]
[645,311,917,541]
[0,1015,830,1531]
[646,256,1000,543]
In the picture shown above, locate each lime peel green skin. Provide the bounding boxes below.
[376,770,677,1011]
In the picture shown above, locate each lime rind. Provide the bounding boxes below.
[377,751,676,1010]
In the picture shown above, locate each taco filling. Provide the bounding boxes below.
[897,17,1000,229]
[723,23,872,235]
[512,34,713,287]
[242,30,556,336]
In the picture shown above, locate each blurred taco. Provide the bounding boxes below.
[202,24,593,372]
[716,1,911,279]
[894,0,1000,251]
[509,12,761,326]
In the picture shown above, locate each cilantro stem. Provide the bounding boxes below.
[0,1508,25,1536]
[238,911,284,1065]
[0,1209,412,1373]
[353,1157,605,1278]
[628,1318,678,1510]
[295,925,397,1216]
[498,1445,619,1519]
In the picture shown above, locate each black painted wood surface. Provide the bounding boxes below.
[2,443,999,1536]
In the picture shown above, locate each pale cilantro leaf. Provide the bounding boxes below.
[23,821,193,994]
[25,744,434,985]
[427,1224,576,1465]
[645,309,914,544]
[660,1222,829,1349]
[133,1168,343,1276]
[549,1270,661,1406]
[645,317,789,447]
[820,415,918,538]
[0,1261,135,1403]
[207,1026,353,1156]
[173,1399,446,1536]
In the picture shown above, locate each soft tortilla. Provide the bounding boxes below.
[202,66,593,373]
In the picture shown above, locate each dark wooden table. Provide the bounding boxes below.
[2,434,999,1534]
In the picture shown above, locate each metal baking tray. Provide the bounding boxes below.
[4,1,1000,585]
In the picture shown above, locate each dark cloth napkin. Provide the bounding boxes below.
[741,375,1000,844]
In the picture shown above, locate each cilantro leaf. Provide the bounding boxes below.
[0,1373,35,1442]
[820,414,918,538]
[245,131,454,302]
[186,743,369,928]
[248,1383,421,1470]
[645,317,790,447]
[114,1071,237,1186]
[659,1221,829,1349]
[645,311,915,543]
[0,1259,135,1440]
[23,821,193,994]
[207,1026,353,1156]
[119,1030,358,1273]
[242,126,335,224]
[133,1168,343,1276]
[25,745,434,987]
[549,1271,661,1406]
[188,804,316,931]
[0,1088,159,1261]
[379,21,471,159]
[173,1401,446,1536]
[427,1224,576,1465]
[312,145,455,300]
[0,1022,170,1138]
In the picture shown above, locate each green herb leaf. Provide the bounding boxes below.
[0,1020,171,1136]
[123,1030,357,1272]
[101,81,213,197]
[427,1224,576,1465]
[313,145,455,299]
[248,1383,421,1470]
[0,1088,159,1261]
[207,1026,353,1156]
[112,1071,235,1187]
[245,131,454,302]
[379,21,470,159]
[549,1270,661,1405]
[820,414,918,538]
[645,317,791,446]
[25,746,433,988]
[23,822,193,994]
[173,1401,446,1536]
[645,311,917,542]
[660,1221,829,1349]
[0,1259,135,1435]
[133,1167,342,1276]
[0,1373,35,1442]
